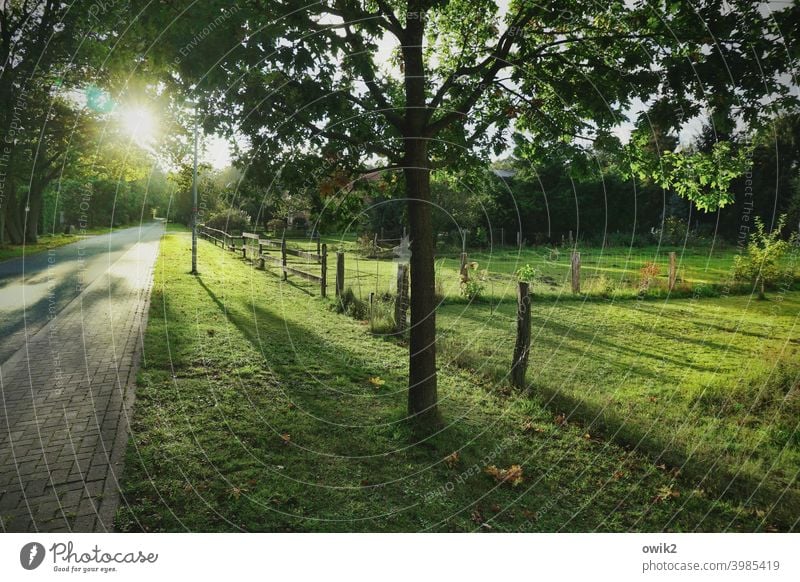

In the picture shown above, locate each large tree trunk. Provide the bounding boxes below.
[25,185,43,244]
[404,140,439,424]
[402,3,440,426]
[3,183,25,245]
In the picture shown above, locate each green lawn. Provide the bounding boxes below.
[263,236,794,303]
[115,234,792,532]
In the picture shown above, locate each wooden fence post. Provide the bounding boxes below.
[395,263,409,334]
[511,281,531,389]
[369,292,375,333]
[668,251,677,291]
[571,251,581,294]
[460,251,468,280]
[335,251,345,297]
[281,231,287,281]
[320,243,328,297]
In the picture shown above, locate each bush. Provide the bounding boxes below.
[266,218,285,234]
[733,214,796,298]
[650,216,708,246]
[515,264,537,283]
[638,262,660,291]
[585,274,617,297]
[460,261,486,300]
[205,208,252,234]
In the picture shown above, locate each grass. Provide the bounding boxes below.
[275,236,798,303]
[435,294,800,527]
[115,233,786,532]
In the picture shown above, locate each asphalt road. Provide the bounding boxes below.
[0,221,165,365]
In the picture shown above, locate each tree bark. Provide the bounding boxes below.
[511,281,531,389]
[3,183,24,245]
[404,141,439,424]
[24,183,44,244]
[402,4,440,426]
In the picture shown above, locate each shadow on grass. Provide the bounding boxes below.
[435,304,799,528]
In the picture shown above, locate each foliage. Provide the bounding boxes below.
[460,262,487,301]
[204,208,252,234]
[733,215,796,296]
[132,0,797,418]
[356,233,382,257]
[625,135,752,212]
[638,262,661,291]
[515,264,537,283]
[651,217,701,246]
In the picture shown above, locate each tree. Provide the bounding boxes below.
[733,214,796,300]
[0,0,133,243]
[135,1,795,425]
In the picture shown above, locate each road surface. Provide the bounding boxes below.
[0,221,164,532]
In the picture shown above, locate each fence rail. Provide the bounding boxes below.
[198,225,329,296]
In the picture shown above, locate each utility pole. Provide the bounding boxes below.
[191,101,198,275]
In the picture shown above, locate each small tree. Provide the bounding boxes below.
[733,215,795,299]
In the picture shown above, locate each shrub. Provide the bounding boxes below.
[356,233,381,257]
[266,218,286,234]
[733,214,796,299]
[205,208,252,234]
[515,264,537,283]
[333,287,368,320]
[638,262,660,291]
[460,261,486,300]
[585,274,616,297]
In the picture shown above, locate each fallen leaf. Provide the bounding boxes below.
[583,433,591,440]
[470,508,484,525]
[444,451,460,469]
[485,464,524,486]
[369,376,386,388]
[653,485,680,502]
[228,486,247,499]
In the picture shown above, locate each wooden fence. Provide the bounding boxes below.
[199,226,328,296]
[249,232,328,297]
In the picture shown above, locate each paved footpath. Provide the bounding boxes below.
[0,222,163,532]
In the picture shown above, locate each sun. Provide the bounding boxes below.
[119,106,157,148]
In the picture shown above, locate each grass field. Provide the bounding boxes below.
[249,234,797,304]
[116,234,797,532]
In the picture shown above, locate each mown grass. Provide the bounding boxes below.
[289,237,797,303]
[116,234,782,532]
[435,294,800,528]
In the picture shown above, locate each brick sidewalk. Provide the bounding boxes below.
[0,234,161,532]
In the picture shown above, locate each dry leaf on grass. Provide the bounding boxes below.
[653,485,680,502]
[368,376,385,387]
[485,464,524,486]
[522,420,546,433]
[443,451,460,469]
